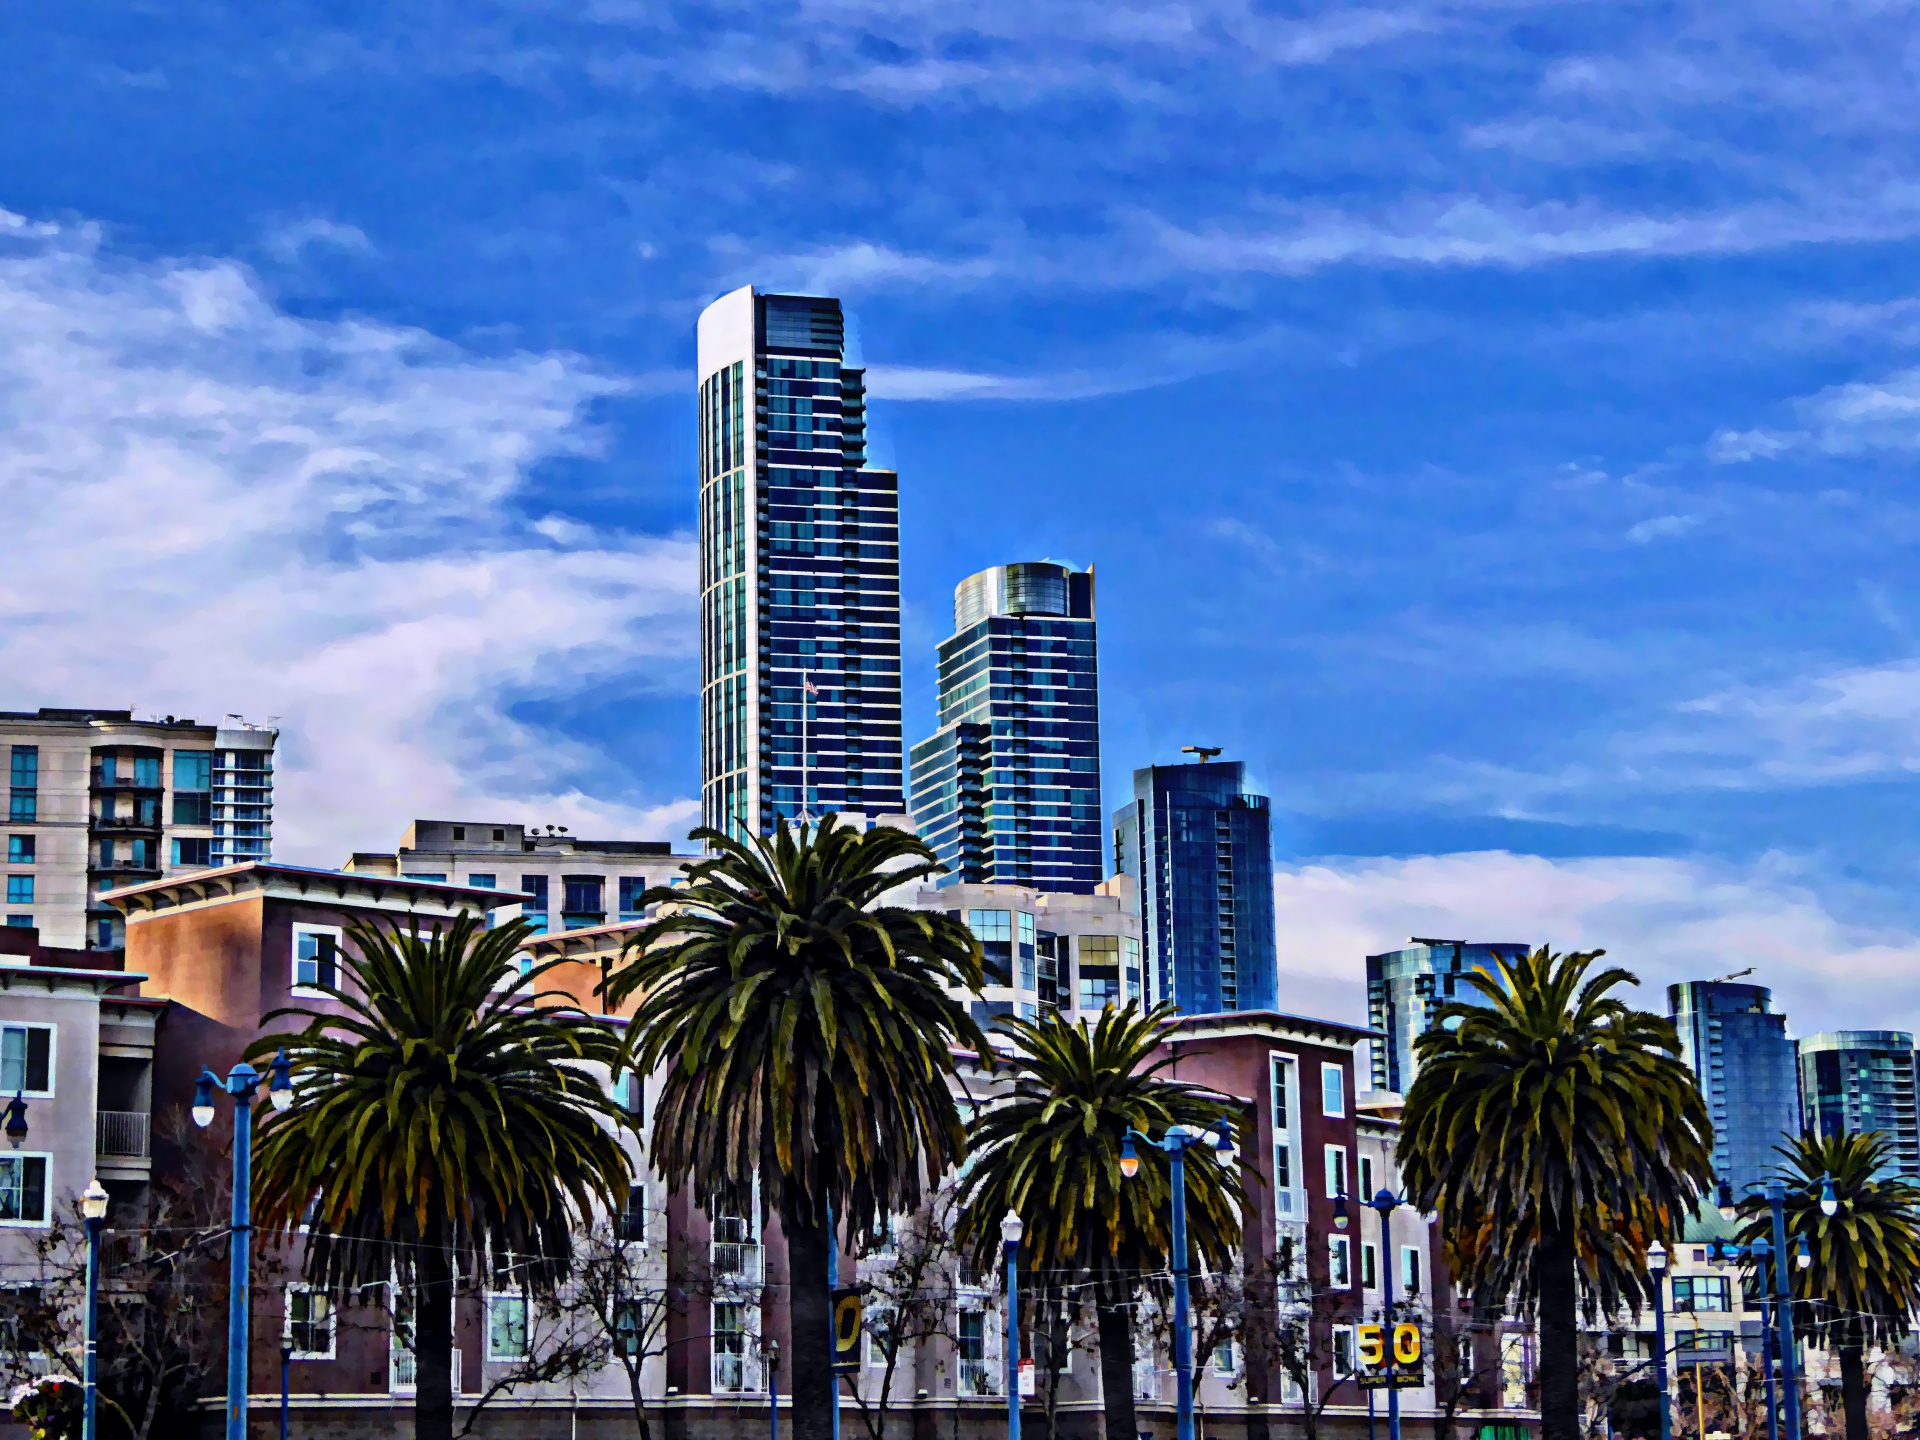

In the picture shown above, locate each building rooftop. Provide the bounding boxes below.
[98,861,525,919]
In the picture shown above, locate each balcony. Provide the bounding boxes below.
[97,1111,150,1158]
[89,860,161,878]
[90,774,162,793]
[91,816,162,833]
[390,1347,460,1395]
[712,1241,763,1283]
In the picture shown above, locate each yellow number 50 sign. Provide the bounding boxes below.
[1356,1322,1423,1387]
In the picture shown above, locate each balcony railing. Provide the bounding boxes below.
[92,816,162,832]
[712,1242,763,1283]
[959,1359,997,1397]
[97,1111,150,1158]
[390,1347,459,1394]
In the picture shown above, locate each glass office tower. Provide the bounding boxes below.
[697,286,904,839]
[1799,1031,1919,1178]
[1112,760,1278,1014]
[1668,980,1802,1203]
[1366,940,1530,1093]
[908,562,1103,894]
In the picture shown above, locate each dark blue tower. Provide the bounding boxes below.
[1111,759,1277,1014]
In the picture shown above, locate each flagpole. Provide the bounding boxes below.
[801,670,811,824]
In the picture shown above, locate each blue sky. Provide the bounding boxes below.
[6,0,1920,1029]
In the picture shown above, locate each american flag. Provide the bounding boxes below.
[804,677,818,696]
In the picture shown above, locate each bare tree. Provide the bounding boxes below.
[1237,1251,1360,1440]
[848,1201,963,1440]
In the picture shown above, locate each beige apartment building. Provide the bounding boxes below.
[2,708,277,950]
[343,819,697,933]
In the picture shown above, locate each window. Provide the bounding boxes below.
[1359,1155,1375,1202]
[713,1301,754,1391]
[452,827,466,840]
[1361,1243,1378,1289]
[294,927,342,991]
[1332,1325,1356,1377]
[172,838,211,866]
[1672,1276,1731,1313]
[465,874,496,891]
[493,829,506,842]
[401,873,447,882]
[172,793,211,825]
[1330,1235,1352,1288]
[1212,1340,1238,1376]
[6,917,30,930]
[1078,966,1120,1012]
[562,877,603,922]
[1324,1145,1347,1200]
[5,877,31,905]
[967,909,1014,985]
[173,750,212,792]
[486,1293,528,1361]
[1401,1247,1422,1296]
[1322,1063,1346,1117]
[712,1207,761,1279]
[0,1026,52,1095]
[0,1156,48,1225]
[618,876,647,917]
[130,756,159,787]
[287,1288,335,1358]
[520,875,549,911]
[6,837,32,865]
[865,1303,896,1367]
[1123,936,1142,1000]
[613,1298,645,1358]
[8,749,37,789]
[957,1309,992,1396]
[1271,1054,1298,1218]
[618,1186,647,1243]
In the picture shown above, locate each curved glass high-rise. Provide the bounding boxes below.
[697,286,904,838]
[908,562,1103,893]
[1668,980,1803,1203]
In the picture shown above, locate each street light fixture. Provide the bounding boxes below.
[81,1179,108,1440]
[1121,1120,1235,1440]
[1818,1174,1839,1218]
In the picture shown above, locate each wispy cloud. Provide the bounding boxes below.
[0,206,700,862]
[264,217,375,263]
[1712,365,1920,462]
[1274,849,1920,1037]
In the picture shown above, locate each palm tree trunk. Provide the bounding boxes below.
[787,1206,836,1440]
[416,1227,455,1440]
[1838,1324,1869,1440]
[1096,1277,1140,1440]
[1536,1215,1579,1440]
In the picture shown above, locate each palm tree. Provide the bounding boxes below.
[953,1003,1243,1440]
[1737,1131,1920,1440]
[606,816,988,1440]
[1396,947,1713,1440]
[246,915,633,1440]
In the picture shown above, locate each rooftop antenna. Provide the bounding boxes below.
[1181,746,1223,763]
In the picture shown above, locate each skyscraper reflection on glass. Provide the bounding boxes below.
[1668,980,1802,1204]
[908,562,1103,893]
[1111,760,1278,1014]
[696,286,904,838]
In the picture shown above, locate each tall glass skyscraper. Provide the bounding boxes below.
[908,562,1103,894]
[1366,940,1530,1093]
[697,287,904,838]
[1799,1030,1919,1178]
[1112,760,1278,1014]
[1668,980,1802,1203]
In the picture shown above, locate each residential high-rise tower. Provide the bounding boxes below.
[1668,980,1802,1203]
[1112,759,1278,1014]
[1366,939,1530,1093]
[2,707,277,950]
[908,561,1102,893]
[1799,1030,1919,1177]
[697,287,904,838]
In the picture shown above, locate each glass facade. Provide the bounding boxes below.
[1667,981,1802,1203]
[1799,1030,1919,1178]
[1365,940,1530,1093]
[909,562,1102,893]
[698,287,903,839]
[1112,760,1278,1014]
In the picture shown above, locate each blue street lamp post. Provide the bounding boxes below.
[193,1050,294,1440]
[1706,1237,1778,1440]
[1647,1241,1673,1440]
[1121,1120,1235,1440]
[1370,1191,1403,1440]
[81,1179,109,1440]
[1003,1210,1024,1440]
[1763,1174,1831,1440]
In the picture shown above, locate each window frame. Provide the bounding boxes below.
[1323,1144,1348,1201]
[1332,1325,1357,1378]
[1358,1154,1376,1202]
[1401,1245,1423,1296]
[291,923,346,995]
[1321,1062,1346,1117]
[0,1024,55,1099]
[0,1154,50,1227]
[5,837,32,865]
[1360,1242,1378,1290]
[486,1291,530,1362]
[286,1285,336,1360]
[5,875,33,907]
[1329,1235,1352,1289]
